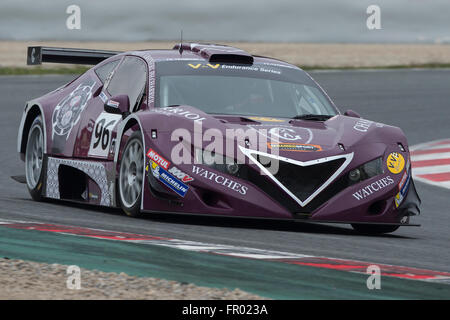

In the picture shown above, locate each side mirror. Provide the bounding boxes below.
[344,109,361,118]
[104,94,130,117]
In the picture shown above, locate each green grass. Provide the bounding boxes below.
[0,66,90,75]
[301,63,450,70]
[1,63,450,75]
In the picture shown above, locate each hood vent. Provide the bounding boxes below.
[173,43,254,65]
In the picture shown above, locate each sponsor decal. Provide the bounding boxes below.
[146,148,170,170]
[151,161,189,197]
[269,127,304,141]
[395,161,411,208]
[221,64,281,75]
[192,165,248,195]
[106,99,119,108]
[168,166,194,183]
[267,142,322,152]
[353,119,372,132]
[248,124,313,144]
[248,117,285,122]
[352,176,394,200]
[155,107,206,122]
[99,91,108,103]
[88,192,99,200]
[188,63,220,69]
[386,152,405,174]
[52,80,96,139]
[88,112,121,157]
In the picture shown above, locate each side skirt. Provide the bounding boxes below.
[44,156,117,207]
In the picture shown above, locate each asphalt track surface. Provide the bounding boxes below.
[1,69,450,273]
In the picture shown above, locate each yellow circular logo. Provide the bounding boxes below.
[386,152,405,174]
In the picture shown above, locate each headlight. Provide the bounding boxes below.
[194,148,243,177]
[348,168,361,182]
[348,157,383,185]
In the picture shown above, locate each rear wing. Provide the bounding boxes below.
[27,46,122,65]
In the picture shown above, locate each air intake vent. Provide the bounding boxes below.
[209,53,253,65]
[239,146,354,210]
[256,155,345,203]
[173,43,253,65]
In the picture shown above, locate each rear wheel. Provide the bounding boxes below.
[25,116,45,201]
[118,131,144,217]
[351,224,400,234]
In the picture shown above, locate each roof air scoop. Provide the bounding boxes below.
[173,43,254,65]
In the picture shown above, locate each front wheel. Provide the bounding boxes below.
[25,115,45,201]
[351,224,400,234]
[118,131,144,217]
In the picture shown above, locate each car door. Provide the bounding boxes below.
[73,56,147,160]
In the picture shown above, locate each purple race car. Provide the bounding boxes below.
[17,43,420,234]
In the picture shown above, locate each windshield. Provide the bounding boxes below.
[156,61,338,118]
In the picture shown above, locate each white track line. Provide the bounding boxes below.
[411,152,450,161]
[417,144,450,150]
[412,164,450,175]
[410,138,450,151]
[411,139,450,189]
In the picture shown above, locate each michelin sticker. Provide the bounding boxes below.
[151,161,189,197]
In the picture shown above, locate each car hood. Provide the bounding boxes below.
[149,105,408,160]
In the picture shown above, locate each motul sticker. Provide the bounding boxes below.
[146,148,170,170]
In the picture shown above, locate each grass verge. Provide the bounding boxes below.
[2,63,450,75]
[0,66,90,75]
[301,63,450,70]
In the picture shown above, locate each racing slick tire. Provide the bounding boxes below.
[351,224,400,234]
[118,131,145,217]
[25,115,45,201]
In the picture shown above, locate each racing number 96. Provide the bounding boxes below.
[93,118,116,150]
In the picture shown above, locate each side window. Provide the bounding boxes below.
[94,59,120,83]
[106,56,147,112]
